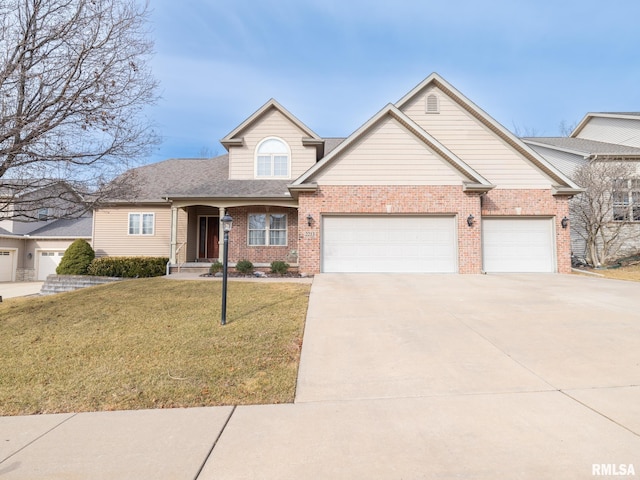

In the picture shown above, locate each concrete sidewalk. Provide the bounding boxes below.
[1,274,639,479]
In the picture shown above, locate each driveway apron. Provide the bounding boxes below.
[295,273,640,402]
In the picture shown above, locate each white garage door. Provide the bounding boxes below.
[322,216,457,273]
[0,251,15,282]
[482,218,555,273]
[37,251,65,280]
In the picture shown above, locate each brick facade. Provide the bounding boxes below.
[482,189,571,274]
[293,185,571,274]
[226,206,299,267]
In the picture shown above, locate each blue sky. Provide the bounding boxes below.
[145,0,640,162]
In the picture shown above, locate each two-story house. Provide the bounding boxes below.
[92,73,580,274]
[0,181,92,281]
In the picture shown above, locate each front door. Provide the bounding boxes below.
[198,216,219,260]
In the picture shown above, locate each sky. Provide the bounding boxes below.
[144,0,640,163]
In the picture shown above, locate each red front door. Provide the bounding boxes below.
[198,217,219,260]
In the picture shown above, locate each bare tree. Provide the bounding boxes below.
[570,160,640,266]
[0,0,158,220]
[558,120,578,136]
[511,122,539,138]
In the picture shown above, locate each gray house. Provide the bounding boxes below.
[524,113,640,264]
[0,181,92,281]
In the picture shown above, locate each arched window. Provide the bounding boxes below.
[426,94,439,114]
[255,137,290,178]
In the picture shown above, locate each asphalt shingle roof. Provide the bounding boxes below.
[117,155,294,202]
[27,216,93,237]
[524,137,640,156]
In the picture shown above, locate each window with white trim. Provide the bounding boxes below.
[255,138,290,178]
[612,178,640,221]
[128,213,155,235]
[248,213,287,246]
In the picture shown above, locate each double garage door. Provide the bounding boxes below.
[321,216,555,273]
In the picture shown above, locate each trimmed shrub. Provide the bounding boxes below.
[87,257,168,278]
[270,261,289,275]
[209,261,223,275]
[235,259,254,274]
[56,239,95,275]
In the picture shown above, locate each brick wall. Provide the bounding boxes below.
[296,185,572,274]
[226,206,299,266]
[482,189,571,274]
[297,185,482,274]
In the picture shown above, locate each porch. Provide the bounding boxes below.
[168,202,300,274]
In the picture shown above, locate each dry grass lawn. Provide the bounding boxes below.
[0,278,310,416]
[579,265,640,282]
[590,263,640,282]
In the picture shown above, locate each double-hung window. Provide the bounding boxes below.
[255,138,290,178]
[248,213,287,246]
[612,179,640,222]
[129,213,155,235]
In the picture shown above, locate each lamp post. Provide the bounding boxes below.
[221,214,233,325]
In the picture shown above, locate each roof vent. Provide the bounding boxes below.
[426,94,439,114]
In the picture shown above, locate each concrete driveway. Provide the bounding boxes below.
[296,274,640,402]
[0,282,43,299]
[209,273,640,479]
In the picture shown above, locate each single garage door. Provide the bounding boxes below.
[0,250,15,282]
[482,218,555,273]
[37,251,65,280]
[322,215,457,273]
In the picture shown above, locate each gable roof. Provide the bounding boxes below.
[395,73,581,194]
[291,103,493,192]
[571,112,640,138]
[523,137,640,157]
[220,98,322,150]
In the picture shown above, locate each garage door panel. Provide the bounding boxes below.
[37,251,65,280]
[323,216,457,273]
[483,218,555,273]
[0,251,15,282]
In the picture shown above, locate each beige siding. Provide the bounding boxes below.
[93,206,171,257]
[400,86,552,189]
[577,117,640,148]
[316,116,463,185]
[228,108,317,179]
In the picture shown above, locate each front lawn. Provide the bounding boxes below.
[590,263,640,282]
[0,278,310,416]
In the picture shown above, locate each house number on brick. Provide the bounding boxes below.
[304,231,316,239]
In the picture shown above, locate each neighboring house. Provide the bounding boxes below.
[0,181,92,281]
[94,73,580,274]
[524,113,640,263]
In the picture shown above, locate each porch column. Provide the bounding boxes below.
[218,207,226,263]
[170,206,178,264]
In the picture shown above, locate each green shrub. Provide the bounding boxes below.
[87,257,168,278]
[235,259,254,274]
[270,261,289,275]
[209,261,223,275]
[56,239,95,275]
